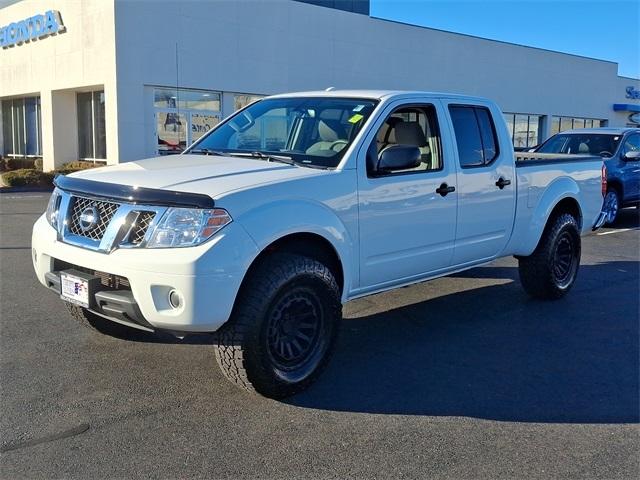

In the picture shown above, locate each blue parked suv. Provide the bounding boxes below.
[535,128,640,224]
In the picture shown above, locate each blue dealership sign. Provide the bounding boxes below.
[626,86,640,100]
[0,10,66,49]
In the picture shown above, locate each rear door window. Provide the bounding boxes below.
[449,105,500,168]
[476,108,498,162]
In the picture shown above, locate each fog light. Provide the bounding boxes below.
[168,289,182,309]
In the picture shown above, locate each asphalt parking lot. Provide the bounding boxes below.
[1,192,638,479]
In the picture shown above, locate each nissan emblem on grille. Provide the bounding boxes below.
[68,196,121,241]
[78,206,100,232]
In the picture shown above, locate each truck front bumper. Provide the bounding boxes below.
[31,214,260,333]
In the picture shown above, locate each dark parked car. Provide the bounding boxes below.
[535,128,640,223]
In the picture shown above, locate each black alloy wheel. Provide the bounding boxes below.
[552,232,577,288]
[265,284,330,384]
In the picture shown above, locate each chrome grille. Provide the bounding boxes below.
[56,188,167,253]
[129,211,155,244]
[68,196,120,241]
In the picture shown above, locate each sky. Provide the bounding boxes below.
[370,0,640,78]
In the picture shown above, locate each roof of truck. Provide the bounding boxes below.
[267,89,490,102]
[560,127,640,135]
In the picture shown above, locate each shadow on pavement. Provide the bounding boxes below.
[89,253,638,424]
[288,261,639,424]
[610,208,639,228]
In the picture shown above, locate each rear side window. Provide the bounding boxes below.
[449,105,499,167]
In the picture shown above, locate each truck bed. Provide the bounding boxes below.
[515,152,602,166]
[503,153,604,257]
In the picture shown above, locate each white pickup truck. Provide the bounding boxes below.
[32,90,607,397]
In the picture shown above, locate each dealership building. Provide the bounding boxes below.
[1,0,639,171]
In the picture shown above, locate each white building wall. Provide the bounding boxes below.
[0,0,118,170]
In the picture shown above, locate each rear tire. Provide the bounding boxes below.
[603,188,620,225]
[518,213,581,300]
[214,253,342,398]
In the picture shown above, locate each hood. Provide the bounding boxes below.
[69,154,326,198]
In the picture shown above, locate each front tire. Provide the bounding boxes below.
[214,253,342,398]
[64,302,138,337]
[518,213,581,300]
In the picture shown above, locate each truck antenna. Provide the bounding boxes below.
[175,43,180,119]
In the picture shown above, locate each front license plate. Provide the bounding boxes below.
[60,272,90,308]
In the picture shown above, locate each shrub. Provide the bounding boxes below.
[60,161,101,171]
[1,169,51,187]
[4,157,36,171]
[1,160,103,187]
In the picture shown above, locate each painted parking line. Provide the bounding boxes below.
[596,228,639,236]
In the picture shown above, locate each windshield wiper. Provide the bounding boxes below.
[249,151,299,166]
[220,151,302,167]
[188,148,227,156]
[197,150,329,169]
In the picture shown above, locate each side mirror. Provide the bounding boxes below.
[622,151,640,161]
[377,145,421,173]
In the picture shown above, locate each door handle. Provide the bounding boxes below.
[495,177,511,189]
[436,183,456,197]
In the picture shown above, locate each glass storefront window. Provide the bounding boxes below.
[157,112,187,154]
[191,114,221,143]
[24,97,39,155]
[503,113,515,143]
[551,116,561,135]
[503,112,542,148]
[1,96,42,157]
[77,92,94,159]
[15,101,25,155]
[182,90,220,111]
[234,94,264,111]
[528,115,540,147]
[153,87,221,155]
[94,91,106,159]
[558,117,569,131]
[513,114,530,148]
[77,90,107,160]
[552,116,605,134]
[154,87,220,111]
[2,101,12,154]
[154,87,178,109]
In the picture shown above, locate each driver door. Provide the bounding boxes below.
[356,101,458,291]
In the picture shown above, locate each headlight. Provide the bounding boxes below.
[146,207,232,248]
[45,188,62,229]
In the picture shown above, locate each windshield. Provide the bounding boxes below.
[186,97,378,168]
[536,133,622,158]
